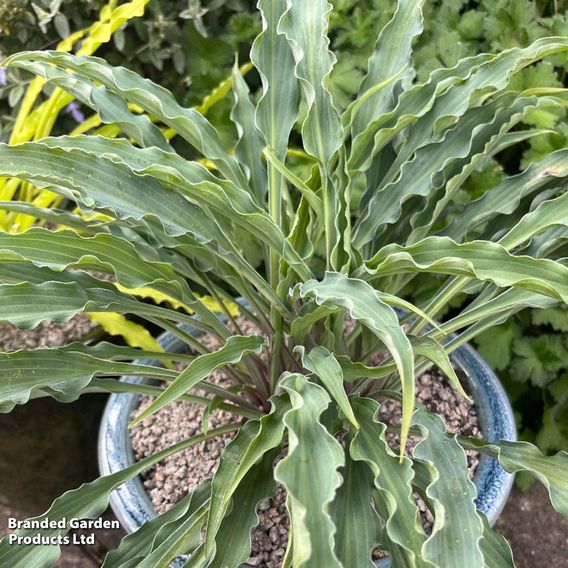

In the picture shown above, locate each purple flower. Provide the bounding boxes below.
[64,101,85,123]
[0,68,7,87]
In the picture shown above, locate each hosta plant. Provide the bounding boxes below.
[1,1,568,566]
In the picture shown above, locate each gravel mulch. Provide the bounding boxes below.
[0,315,98,351]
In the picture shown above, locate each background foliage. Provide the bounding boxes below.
[1,0,568,453]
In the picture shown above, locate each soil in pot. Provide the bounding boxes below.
[130,319,482,567]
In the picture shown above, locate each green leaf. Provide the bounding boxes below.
[510,335,567,388]
[0,141,286,315]
[0,142,238,266]
[7,57,171,151]
[353,0,425,136]
[354,93,548,247]
[102,484,210,568]
[290,301,340,344]
[392,38,568,169]
[350,37,568,175]
[207,449,277,568]
[5,50,249,189]
[412,409,484,567]
[130,335,267,426]
[32,135,311,282]
[410,336,471,401]
[87,379,260,421]
[205,395,290,557]
[330,452,379,568]
[298,272,414,455]
[0,227,197,306]
[479,514,515,568]
[364,237,568,305]
[297,345,358,428]
[348,53,493,173]
[532,307,568,332]
[438,288,558,340]
[0,201,109,234]
[0,272,202,332]
[0,425,237,568]
[458,438,568,519]
[349,397,430,567]
[499,189,568,250]
[0,347,176,412]
[230,63,267,206]
[128,496,207,568]
[279,0,342,168]
[443,147,568,240]
[251,0,299,161]
[475,320,518,371]
[275,373,344,568]
[263,148,324,216]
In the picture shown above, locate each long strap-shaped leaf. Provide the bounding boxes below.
[354,93,549,247]
[0,142,224,243]
[279,0,341,168]
[251,0,298,163]
[479,514,515,568]
[102,483,210,568]
[5,50,249,190]
[297,345,358,428]
[412,409,484,567]
[0,142,285,315]
[363,236,568,305]
[405,95,565,246]
[499,190,568,250]
[205,395,290,558]
[32,135,310,281]
[0,425,236,568]
[231,64,267,206]
[297,272,414,455]
[0,200,111,234]
[8,58,170,151]
[0,269,207,332]
[458,438,568,518]
[433,288,558,339]
[443,147,568,241]
[275,374,344,568]
[207,449,278,568]
[135,507,208,568]
[388,37,568,172]
[130,334,267,426]
[349,37,568,175]
[410,336,470,401]
[330,451,379,568]
[348,53,493,173]
[0,227,197,305]
[349,397,432,567]
[0,346,178,412]
[352,0,425,138]
[280,0,343,268]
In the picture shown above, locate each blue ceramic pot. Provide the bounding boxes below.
[99,328,516,567]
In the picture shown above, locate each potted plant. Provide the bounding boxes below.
[1,0,568,565]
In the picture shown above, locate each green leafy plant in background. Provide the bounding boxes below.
[477,307,568,457]
[2,0,568,566]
